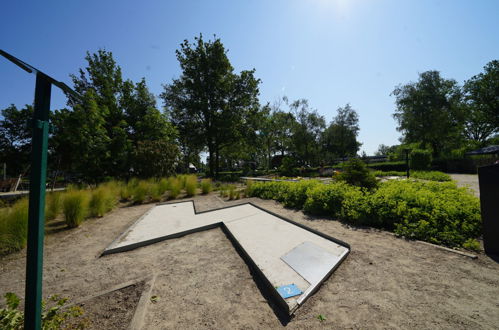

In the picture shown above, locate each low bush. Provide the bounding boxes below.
[148,182,163,202]
[247,179,481,249]
[185,175,198,197]
[89,186,117,217]
[167,177,182,199]
[372,170,406,177]
[0,292,85,329]
[45,192,62,220]
[63,190,89,228]
[158,178,169,195]
[228,185,236,200]
[336,159,378,190]
[0,199,29,255]
[200,179,212,194]
[411,171,451,182]
[131,181,150,204]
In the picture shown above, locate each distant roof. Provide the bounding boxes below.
[465,145,499,156]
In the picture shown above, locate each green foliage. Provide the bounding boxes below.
[158,178,169,195]
[0,292,85,330]
[167,177,182,199]
[200,178,212,194]
[148,181,163,202]
[228,185,237,200]
[247,179,481,249]
[89,185,117,217]
[184,175,198,197]
[462,238,480,251]
[63,190,89,228]
[410,149,432,170]
[0,199,28,255]
[45,192,62,220]
[161,34,261,177]
[321,103,361,159]
[336,159,378,190]
[131,181,150,204]
[411,171,451,182]
[279,157,298,177]
[392,70,464,157]
[372,170,451,182]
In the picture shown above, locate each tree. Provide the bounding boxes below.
[392,71,463,157]
[462,60,499,144]
[288,99,325,166]
[161,34,260,177]
[322,104,361,159]
[0,104,33,176]
[375,144,397,156]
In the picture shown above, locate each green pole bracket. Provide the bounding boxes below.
[24,72,51,330]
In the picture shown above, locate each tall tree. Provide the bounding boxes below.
[288,99,325,166]
[0,104,33,176]
[463,60,499,144]
[392,71,463,157]
[161,34,260,177]
[322,103,361,159]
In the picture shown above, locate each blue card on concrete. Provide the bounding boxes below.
[276,284,302,299]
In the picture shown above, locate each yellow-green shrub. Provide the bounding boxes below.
[46,192,62,220]
[200,179,212,194]
[185,175,198,197]
[131,181,149,204]
[63,190,89,228]
[0,198,29,254]
[89,186,116,217]
[167,177,182,199]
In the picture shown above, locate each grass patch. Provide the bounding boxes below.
[46,192,62,220]
[0,198,29,254]
[200,178,212,194]
[185,175,198,197]
[63,190,89,228]
[131,181,150,204]
[167,177,182,199]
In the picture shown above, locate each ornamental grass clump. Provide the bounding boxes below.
[167,177,182,199]
[149,182,163,202]
[0,198,29,255]
[131,181,150,204]
[45,192,62,220]
[185,175,198,197]
[200,178,212,194]
[63,190,89,228]
[89,185,117,217]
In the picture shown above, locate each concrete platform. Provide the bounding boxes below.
[103,201,349,314]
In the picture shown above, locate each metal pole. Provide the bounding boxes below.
[24,73,51,330]
[405,149,410,178]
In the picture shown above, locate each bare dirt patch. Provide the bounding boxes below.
[1,195,498,329]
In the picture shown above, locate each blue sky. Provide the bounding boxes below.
[1,0,498,154]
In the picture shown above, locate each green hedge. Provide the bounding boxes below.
[372,170,451,182]
[247,180,480,249]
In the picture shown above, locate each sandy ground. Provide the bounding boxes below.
[1,194,498,329]
[450,174,480,197]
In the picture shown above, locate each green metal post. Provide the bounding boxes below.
[24,73,51,330]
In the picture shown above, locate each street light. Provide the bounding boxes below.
[404,148,411,178]
[0,49,80,330]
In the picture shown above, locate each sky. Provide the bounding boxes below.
[1,0,498,155]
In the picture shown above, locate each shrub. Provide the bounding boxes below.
[46,192,62,220]
[0,199,29,254]
[228,185,236,200]
[410,149,432,170]
[372,170,406,177]
[131,181,150,204]
[200,178,212,194]
[411,171,451,182]
[185,175,198,197]
[158,178,169,195]
[149,182,163,202]
[219,184,228,198]
[247,178,481,249]
[462,238,480,251]
[167,177,182,199]
[0,292,85,329]
[89,186,117,217]
[63,190,89,228]
[304,182,362,219]
[336,159,378,190]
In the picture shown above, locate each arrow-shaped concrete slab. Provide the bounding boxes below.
[102,201,349,314]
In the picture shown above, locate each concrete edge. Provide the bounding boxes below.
[416,240,478,259]
[101,222,221,256]
[128,274,157,330]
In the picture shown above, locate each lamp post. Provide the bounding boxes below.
[0,50,80,330]
[404,148,411,178]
